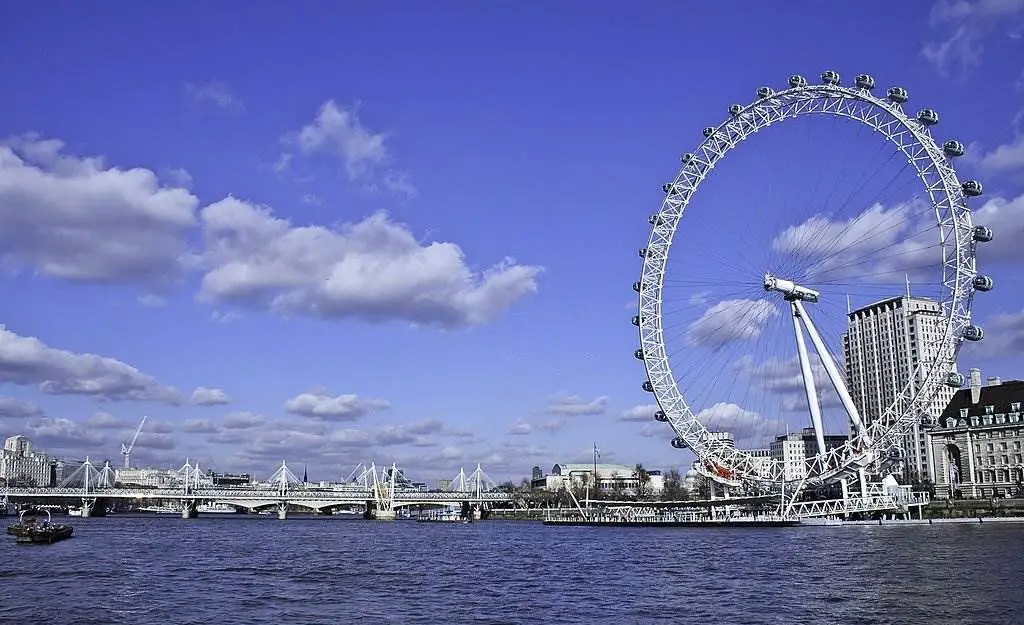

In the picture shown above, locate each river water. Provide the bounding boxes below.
[1,515,1021,624]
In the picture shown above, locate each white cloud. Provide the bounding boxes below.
[163,167,193,189]
[0,325,181,404]
[686,299,779,348]
[25,417,106,451]
[221,411,265,430]
[772,201,940,284]
[0,397,44,421]
[192,386,232,406]
[971,194,1024,263]
[376,420,443,447]
[693,402,784,442]
[283,391,390,421]
[734,355,841,413]
[977,135,1024,175]
[280,100,415,197]
[620,403,658,422]
[922,0,1024,74]
[185,81,244,112]
[960,309,1024,359]
[85,411,129,429]
[507,418,567,435]
[542,394,608,416]
[182,419,220,434]
[0,134,199,288]
[197,198,541,329]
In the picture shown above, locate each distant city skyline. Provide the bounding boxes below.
[1,2,1023,481]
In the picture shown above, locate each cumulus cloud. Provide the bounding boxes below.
[376,420,443,447]
[0,134,199,289]
[960,308,1024,360]
[977,136,1024,175]
[620,404,659,422]
[686,299,779,348]
[921,0,1024,74]
[0,397,45,421]
[221,411,266,430]
[772,201,940,284]
[192,386,232,406]
[182,419,220,434]
[185,81,244,112]
[25,417,106,451]
[198,199,541,329]
[279,100,414,197]
[694,402,785,443]
[734,355,841,413]
[0,325,181,404]
[85,412,129,429]
[507,418,566,435]
[542,394,608,416]
[283,391,390,421]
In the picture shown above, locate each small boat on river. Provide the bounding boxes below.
[7,510,74,544]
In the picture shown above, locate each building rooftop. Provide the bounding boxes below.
[939,379,1024,422]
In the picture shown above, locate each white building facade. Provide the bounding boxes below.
[1,435,52,487]
[842,295,955,484]
[929,374,1024,499]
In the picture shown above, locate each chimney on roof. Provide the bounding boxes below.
[970,368,982,404]
[987,376,1002,386]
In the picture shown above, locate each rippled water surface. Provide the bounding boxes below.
[1,516,1021,624]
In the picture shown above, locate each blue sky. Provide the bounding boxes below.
[0,1,1022,484]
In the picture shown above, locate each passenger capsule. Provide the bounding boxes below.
[917,109,939,125]
[649,214,664,226]
[820,70,840,85]
[654,410,668,422]
[671,437,688,449]
[886,87,909,103]
[632,281,645,293]
[729,104,743,116]
[945,372,965,387]
[962,180,983,197]
[757,86,775,99]
[973,226,993,242]
[788,74,807,88]
[973,275,994,291]
[943,140,966,157]
[638,248,647,258]
[680,152,694,164]
[634,349,645,360]
[642,381,654,393]
[920,415,938,430]
[631,315,643,327]
[963,325,985,342]
[854,74,875,90]
[703,127,716,138]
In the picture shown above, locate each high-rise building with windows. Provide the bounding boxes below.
[842,295,956,484]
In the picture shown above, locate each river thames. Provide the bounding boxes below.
[1,516,1020,624]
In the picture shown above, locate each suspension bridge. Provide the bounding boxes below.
[2,459,512,520]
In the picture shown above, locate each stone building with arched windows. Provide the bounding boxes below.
[929,372,1024,500]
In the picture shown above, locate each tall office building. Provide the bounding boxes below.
[842,295,956,484]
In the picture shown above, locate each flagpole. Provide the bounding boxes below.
[593,442,598,495]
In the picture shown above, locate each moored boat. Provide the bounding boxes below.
[7,510,74,544]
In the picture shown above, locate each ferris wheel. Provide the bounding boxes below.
[634,70,994,490]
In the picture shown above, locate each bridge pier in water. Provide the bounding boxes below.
[79,497,108,518]
[277,502,288,520]
[181,499,198,519]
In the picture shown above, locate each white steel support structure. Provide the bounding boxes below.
[635,71,993,490]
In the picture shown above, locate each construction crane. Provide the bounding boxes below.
[121,416,147,469]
